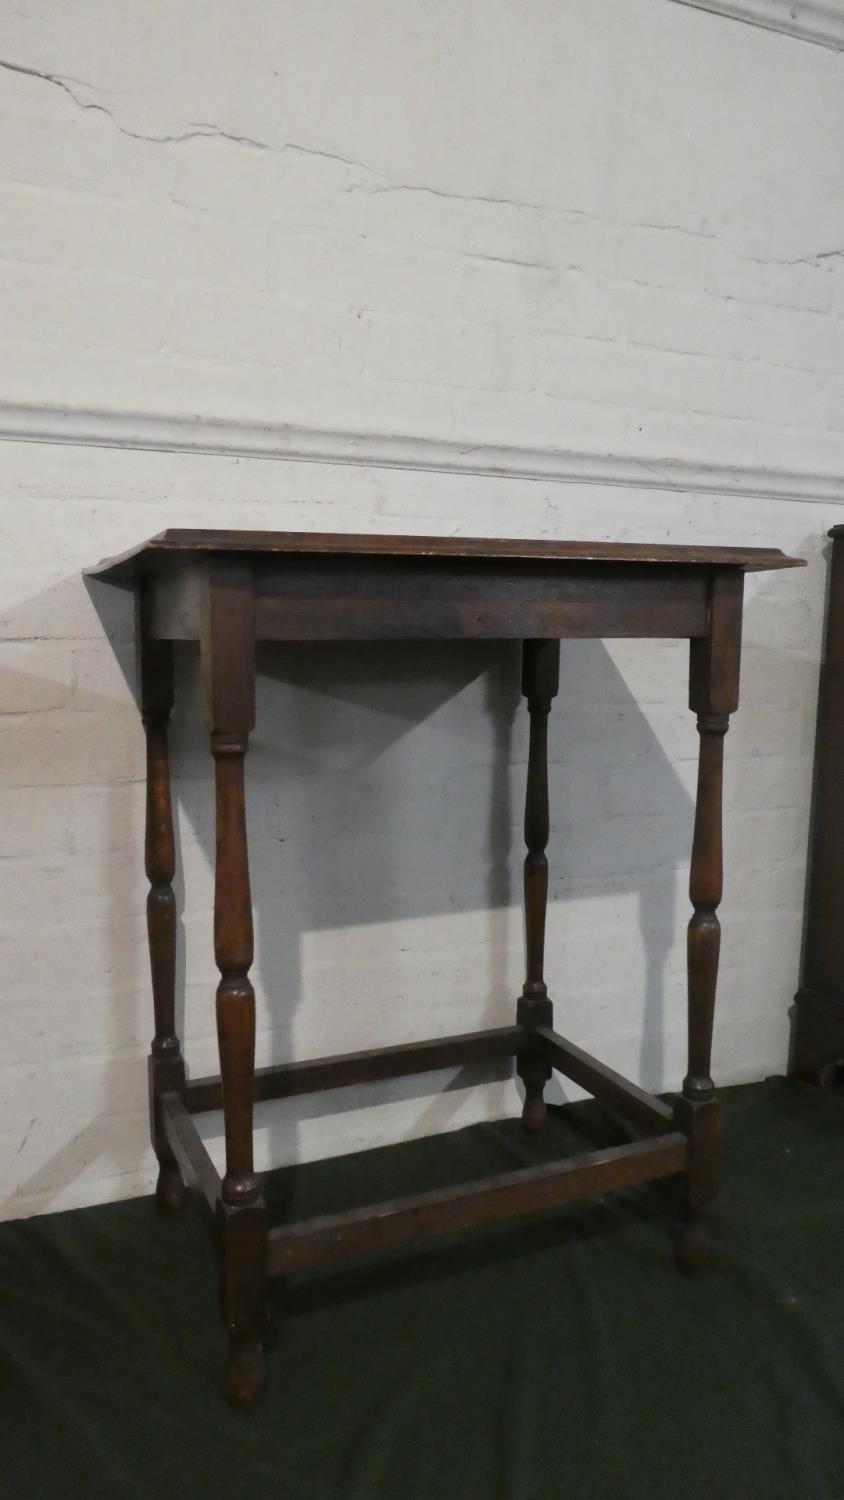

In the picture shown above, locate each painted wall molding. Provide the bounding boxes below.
[1,399,842,504]
[670,0,844,50]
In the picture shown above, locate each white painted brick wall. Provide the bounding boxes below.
[0,0,841,1219]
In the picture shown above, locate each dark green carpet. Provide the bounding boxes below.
[3,1078,844,1499]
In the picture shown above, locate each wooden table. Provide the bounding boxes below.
[87,529,802,1407]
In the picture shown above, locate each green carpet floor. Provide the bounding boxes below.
[3,1078,844,1499]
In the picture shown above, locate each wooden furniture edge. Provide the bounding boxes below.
[184,1025,524,1114]
[84,528,806,582]
[161,1092,222,1213]
[266,1133,689,1275]
[535,1026,675,1133]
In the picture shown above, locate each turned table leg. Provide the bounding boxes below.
[516,639,560,1133]
[139,590,186,1215]
[202,560,268,1408]
[675,571,742,1273]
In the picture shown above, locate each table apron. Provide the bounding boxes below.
[150,560,712,641]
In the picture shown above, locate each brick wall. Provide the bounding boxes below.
[1,0,842,1217]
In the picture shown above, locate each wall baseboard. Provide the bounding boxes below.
[670,0,844,51]
[1,400,842,504]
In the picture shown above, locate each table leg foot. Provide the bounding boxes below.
[155,1162,186,1216]
[521,1099,546,1135]
[226,1336,266,1409]
[674,1217,715,1276]
[218,1192,268,1413]
[673,1094,720,1276]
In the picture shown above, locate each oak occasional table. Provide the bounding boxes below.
[87,529,803,1408]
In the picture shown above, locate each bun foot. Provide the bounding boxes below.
[226,1338,266,1410]
[674,1220,715,1276]
[521,1090,547,1135]
[155,1163,186,1216]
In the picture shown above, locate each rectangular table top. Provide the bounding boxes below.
[87,528,804,583]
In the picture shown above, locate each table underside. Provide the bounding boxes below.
[162,1023,687,1276]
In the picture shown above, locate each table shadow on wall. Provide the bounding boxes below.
[166,636,695,1173]
[1,576,146,1216]
[3,579,699,1211]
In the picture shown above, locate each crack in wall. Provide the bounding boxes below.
[13,1117,37,1162]
[0,58,271,147]
[458,251,553,272]
[0,57,388,168]
[0,53,566,216]
[2,56,842,274]
[346,179,559,215]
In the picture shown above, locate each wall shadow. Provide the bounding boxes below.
[168,633,694,1171]
[0,577,160,1216]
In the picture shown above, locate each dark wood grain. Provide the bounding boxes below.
[86,527,805,583]
[148,558,712,643]
[674,568,742,1273]
[516,640,560,1134]
[254,561,711,642]
[200,558,267,1408]
[535,1027,675,1133]
[137,586,186,1217]
[791,529,844,1082]
[185,1025,523,1114]
[267,1134,689,1275]
[161,1092,222,1213]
